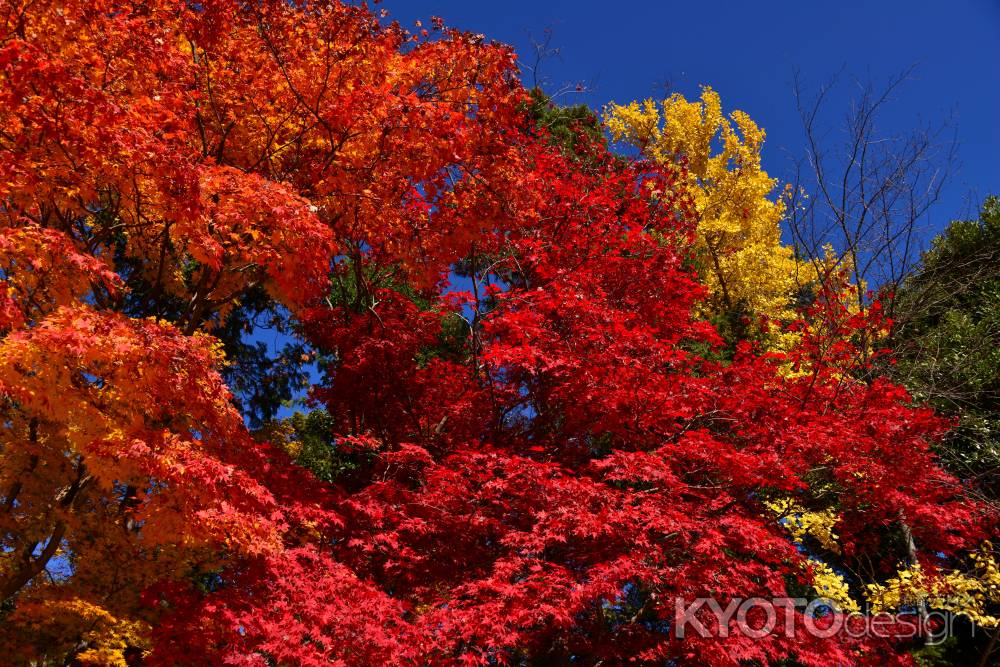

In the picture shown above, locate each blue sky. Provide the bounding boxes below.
[386,0,1000,234]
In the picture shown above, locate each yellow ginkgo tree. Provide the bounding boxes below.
[606,87,805,347]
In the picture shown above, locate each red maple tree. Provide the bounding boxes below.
[0,1,992,665]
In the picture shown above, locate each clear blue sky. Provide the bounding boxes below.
[386,0,999,233]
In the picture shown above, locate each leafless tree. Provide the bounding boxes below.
[522,28,596,100]
[786,65,958,321]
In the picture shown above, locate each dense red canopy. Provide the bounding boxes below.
[0,1,991,665]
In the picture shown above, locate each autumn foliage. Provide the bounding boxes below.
[0,1,995,665]
[606,88,803,342]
